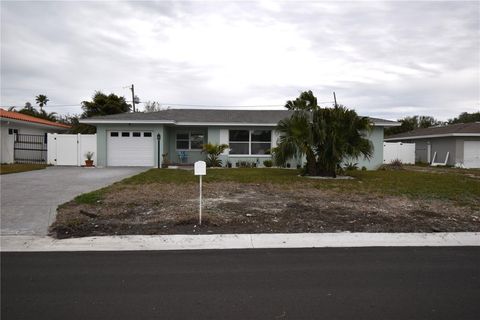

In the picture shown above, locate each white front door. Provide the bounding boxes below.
[464,141,480,168]
[107,131,154,166]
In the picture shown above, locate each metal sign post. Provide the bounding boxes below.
[194,161,206,225]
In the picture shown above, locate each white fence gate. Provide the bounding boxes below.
[47,133,97,166]
[383,142,415,164]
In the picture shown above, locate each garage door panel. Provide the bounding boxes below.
[464,141,480,169]
[107,131,154,167]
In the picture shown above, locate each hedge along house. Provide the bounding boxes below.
[384,122,480,168]
[80,109,399,169]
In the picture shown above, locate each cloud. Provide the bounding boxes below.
[1,1,478,120]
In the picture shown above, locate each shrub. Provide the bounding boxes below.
[237,161,256,168]
[344,162,358,171]
[390,159,403,169]
[202,143,229,167]
[263,160,273,167]
[361,166,367,171]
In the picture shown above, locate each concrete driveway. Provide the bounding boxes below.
[1,167,147,236]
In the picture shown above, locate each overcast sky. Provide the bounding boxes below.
[1,0,479,120]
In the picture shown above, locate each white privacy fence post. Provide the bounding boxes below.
[194,161,207,225]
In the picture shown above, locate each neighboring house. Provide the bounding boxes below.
[384,122,480,168]
[80,109,399,169]
[0,108,70,164]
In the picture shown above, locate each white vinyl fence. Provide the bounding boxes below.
[47,133,97,166]
[383,142,415,165]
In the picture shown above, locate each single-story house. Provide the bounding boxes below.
[0,108,71,163]
[384,122,480,168]
[80,109,399,169]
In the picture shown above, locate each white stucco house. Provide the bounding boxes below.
[0,108,70,164]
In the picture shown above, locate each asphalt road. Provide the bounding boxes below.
[2,247,479,320]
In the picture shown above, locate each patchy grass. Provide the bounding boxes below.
[50,167,480,238]
[0,163,47,175]
[314,170,480,207]
[119,168,480,206]
[74,189,107,205]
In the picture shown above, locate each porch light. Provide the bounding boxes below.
[157,133,161,169]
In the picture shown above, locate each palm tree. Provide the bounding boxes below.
[274,91,373,177]
[35,94,49,111]
[202,143,229,167]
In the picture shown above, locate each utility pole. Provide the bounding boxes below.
[333,92,338,107]
[130,84,136,112]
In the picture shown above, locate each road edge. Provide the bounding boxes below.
[1,232,480,252]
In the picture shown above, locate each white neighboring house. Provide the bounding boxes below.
[384,122,480,168]
[0,108,70,164]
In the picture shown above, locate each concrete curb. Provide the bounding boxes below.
[1,232,480,252]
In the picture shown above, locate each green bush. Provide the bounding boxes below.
[202,143,229,167]
[263,160,273,167]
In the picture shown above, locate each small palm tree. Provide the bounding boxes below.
[202,143,229,167]
[35,94,49,111]
[274,91,373,177]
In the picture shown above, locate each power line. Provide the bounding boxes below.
[5,100,336,109]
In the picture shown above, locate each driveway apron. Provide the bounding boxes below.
[1,167,147,236]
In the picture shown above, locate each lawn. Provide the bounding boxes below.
[0,163,47,175]
[50,167,480,238]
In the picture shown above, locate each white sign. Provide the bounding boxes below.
[194,161,206,176]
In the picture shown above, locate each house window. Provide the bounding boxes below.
[132,132,141,137]
[176,131,204,150]
[229,130,271,155]
[110,132,119,137]
[143,132,152,137]
[121,132,130,137]
[229,130,250,155]
[190,132,204,149]
[251,130,271,155]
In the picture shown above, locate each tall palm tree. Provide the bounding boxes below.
[35,94,49,111]
[274,91,373,177]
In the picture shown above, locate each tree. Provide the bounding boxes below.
[385,115,442,136]
[81,91,131,118]
[35,94,49,111]
[202,143,229,167]
[274,91,373,177]
[448,111,480,124]
[17,101,57,121]
[144,101,164,113]
[59,114,96,134]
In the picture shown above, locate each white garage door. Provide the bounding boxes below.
[107,131,154,166]
[464,141,480,168]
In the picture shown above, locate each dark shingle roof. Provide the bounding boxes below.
[81,108,398,126]
[385,122,480,140]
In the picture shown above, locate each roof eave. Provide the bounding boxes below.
[80,119,398,127]
[385,133,480,141]
[79,119,177,124]
[372,121,401,127]
[1,117,70,130]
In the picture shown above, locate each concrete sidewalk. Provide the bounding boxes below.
[1,232,479,252]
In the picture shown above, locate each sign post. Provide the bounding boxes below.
[194,161,206,225]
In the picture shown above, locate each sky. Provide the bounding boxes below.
[1,0,479,121]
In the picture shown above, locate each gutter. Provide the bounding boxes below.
[79,120,400,127]
[385,133,480,141]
